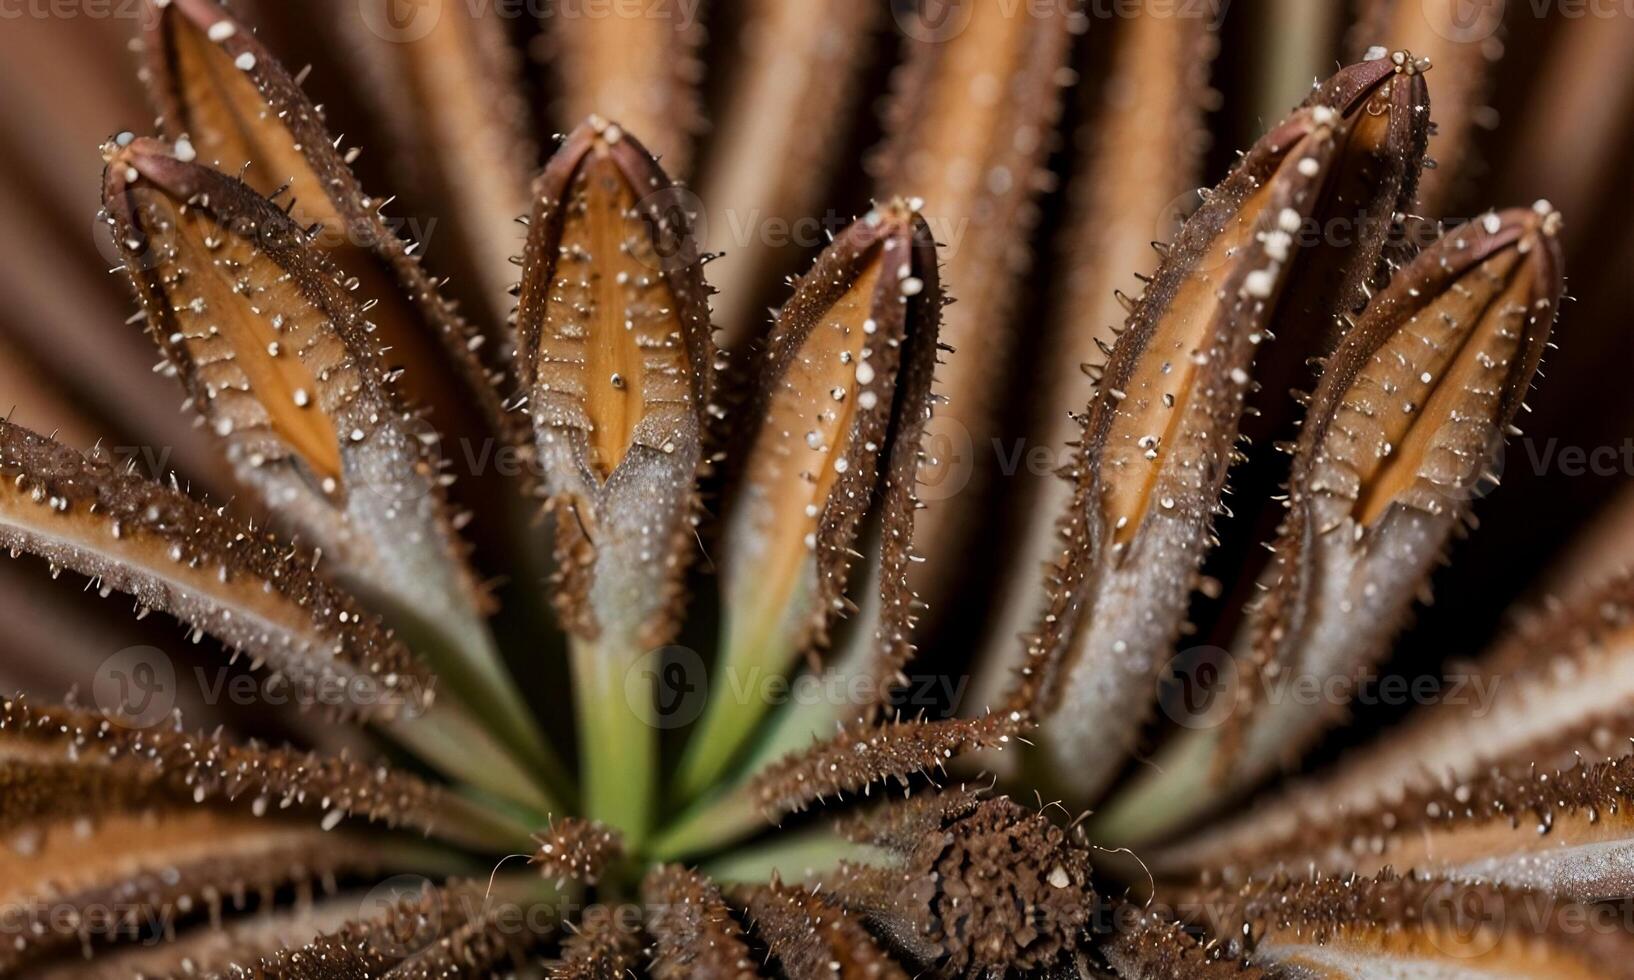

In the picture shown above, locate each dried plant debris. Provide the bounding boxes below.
[141,0,507,420]
[513,117,716,650]
[872,0,1076,611]
[641,865,759,980]
[682,201,943,792]
[1008,54,1432,802]
[825,791,1097,976]
[0,422,431,722]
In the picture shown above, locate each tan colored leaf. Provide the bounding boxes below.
[0,807,426,972]
[976,5,1219,713]
[99,140,554,792]
[141,0,508,424]
[1008,53,1431,803]
[537,3,702,176]
[1227,204,1563,766]
[872,0,1076,617]
[1351,0,1504,215]
[0,421,431,723]
[333,0,536,328]
[703,0,881,349]
[1161,751,1634,903]
[1104,203,1566,844]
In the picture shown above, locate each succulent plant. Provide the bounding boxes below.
[3,0,1634,976]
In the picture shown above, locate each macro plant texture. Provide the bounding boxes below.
[7,0,1634,976]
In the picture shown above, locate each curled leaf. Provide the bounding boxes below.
[1104,203,1566,844]
[681,200,942,794]
[142,0,507,419]
[1009,53,1432,802]
[1225,204,1564,772]
[101,137,552,800]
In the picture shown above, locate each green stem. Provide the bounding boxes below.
[393,603,574,805]
[650,779,767,861]
[673,604,793,801]
[570,634,655,847]
[701,826,892,885]
[384,699,559,817]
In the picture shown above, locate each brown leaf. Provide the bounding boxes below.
[536,2,703,176]
[642,865,760,980]
[735,881,908,980]
[142,0,508,429]
[0,421,432,723]
[747,712,1023,822]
